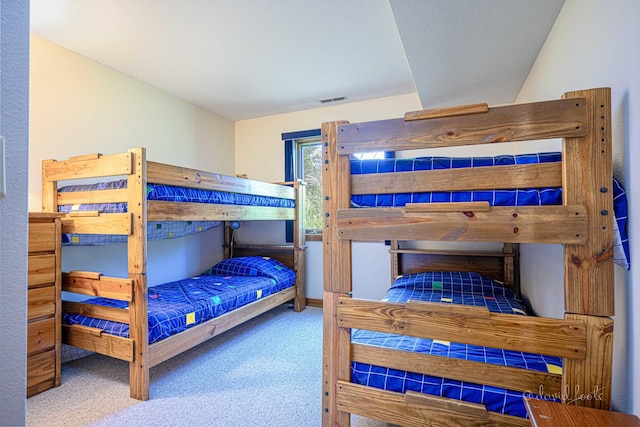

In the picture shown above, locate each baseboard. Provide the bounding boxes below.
[306,298,323,308]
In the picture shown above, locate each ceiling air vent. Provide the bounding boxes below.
[319,96,347,104]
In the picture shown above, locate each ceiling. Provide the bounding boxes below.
[29,0,565,121]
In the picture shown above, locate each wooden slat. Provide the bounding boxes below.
[352,162,562,195]
[147,201,295,221]
[404,103,489,121]
[562,88,614,316]
[336,205,588,244]
[57,188,128,205]
[147,161,296,199]
[336,98,587,155]
[336,381,528,427]
[352,343,562,395]
[149,287,296,367]
[69,324,104,337]
[337,298,586,359]
[62,272,134,301]
[63,301,130,324]
[68,211,100,217]
[404,391,489,419]
[61,213,132,235]
[62,325,134,362]
[67,270,102,280]
[405,201,490,213]
[42,151,133,182]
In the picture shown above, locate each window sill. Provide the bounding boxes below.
[305,232,322,242]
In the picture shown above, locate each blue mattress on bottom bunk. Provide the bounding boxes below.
[57,179,295,245]
[63,257,296,344]
[350,152,631,270]
[350,271,562,419]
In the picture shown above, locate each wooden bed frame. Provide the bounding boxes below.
[41,147,306,401]
[322,88,614,426]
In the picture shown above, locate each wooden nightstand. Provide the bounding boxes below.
[27,212,63,397]
[524,397,640,427]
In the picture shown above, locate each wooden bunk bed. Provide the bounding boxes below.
[321,88,616,426]
[41,147,306,401]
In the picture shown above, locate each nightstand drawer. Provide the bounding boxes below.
[27,317,56,355]
[28,222,56,252]
[27,349,56,397]
[28,286,56,320]
[28,254,56,287]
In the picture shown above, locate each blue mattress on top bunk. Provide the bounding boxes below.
[350,152,631,270]
[57,179,296,245]
[57,179,296,213]
[351,271,562,419]
[63,256,296,344]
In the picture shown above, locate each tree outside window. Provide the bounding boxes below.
[297,139,323,232]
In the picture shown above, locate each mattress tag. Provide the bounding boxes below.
[186,312,195,325]
[433,340,450,347]
[546,363,563,374]
[257,290,263,299]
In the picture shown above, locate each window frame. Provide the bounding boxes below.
[282,128,392,240]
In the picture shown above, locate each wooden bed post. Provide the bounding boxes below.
[322,121,352,426]
[562,88,614,409]
[127,147,149,400]
[292,181,307,312]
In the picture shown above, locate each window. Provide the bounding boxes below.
[283,129,389,238]
[296,138,323,231]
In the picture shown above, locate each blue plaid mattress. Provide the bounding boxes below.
[57,179,295,245]
[351,271,563,419]
[58,179,295,211]
[63,257,296,344]
[351,152,630,269]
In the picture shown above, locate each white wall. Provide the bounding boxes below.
[235,93,422,300]
[0,1,29,425]
[30,36,236,284]
[515,0,639,415]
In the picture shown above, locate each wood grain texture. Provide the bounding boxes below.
[562,89,614,316]
[321,120,353,426]
[336,381,528,427]
[336,205,588,244]
[404,103,489,121]
[525,397,640,426]
[27,214,62,396]
[336,98,587,155]
[338,297,586,359]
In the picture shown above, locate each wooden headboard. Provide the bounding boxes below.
[390,241,519,293]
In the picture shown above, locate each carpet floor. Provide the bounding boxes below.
[27,304,394,427]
